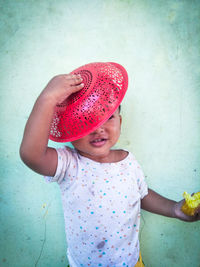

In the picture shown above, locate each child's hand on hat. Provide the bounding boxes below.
[41,74,84,105]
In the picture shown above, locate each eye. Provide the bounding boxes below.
[108,115,114,120]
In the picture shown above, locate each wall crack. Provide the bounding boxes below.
[35,221,47,267]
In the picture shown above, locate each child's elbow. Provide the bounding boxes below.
[19,146,42,174]
[19,145,29,165]
[19,144,35,167]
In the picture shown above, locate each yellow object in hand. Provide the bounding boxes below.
[181,192,200,216]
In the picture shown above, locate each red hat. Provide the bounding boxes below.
[49,62,128,142]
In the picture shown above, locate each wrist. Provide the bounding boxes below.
[171,202,179,219]
[38,91,59,107]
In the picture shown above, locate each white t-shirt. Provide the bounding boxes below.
[45,147,148,267]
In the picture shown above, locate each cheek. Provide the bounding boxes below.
[71,139,86,149]
[111,124,121,138]
[114,121,121,132]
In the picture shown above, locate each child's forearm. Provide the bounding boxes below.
[20,74,84,176]
[141,189,177,218]
[20,94,57,175]
[141,188,200,222]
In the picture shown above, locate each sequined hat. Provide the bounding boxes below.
[49,62,128,142]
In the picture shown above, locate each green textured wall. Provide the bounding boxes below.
[0,0,200,266]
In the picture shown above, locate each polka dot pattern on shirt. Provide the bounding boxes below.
[44,147,148,267]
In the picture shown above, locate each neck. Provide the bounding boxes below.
[77,149,128,163]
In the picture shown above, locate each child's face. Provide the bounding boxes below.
[71,109,122,162]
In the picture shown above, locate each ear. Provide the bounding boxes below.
[119,114,122,126]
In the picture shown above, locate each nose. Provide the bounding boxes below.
[91,123,105,134]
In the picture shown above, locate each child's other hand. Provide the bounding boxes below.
[41,74,84,105]
[173,199,200,222]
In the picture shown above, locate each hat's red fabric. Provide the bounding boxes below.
[49,62,128,142]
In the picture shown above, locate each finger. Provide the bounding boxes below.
[61,74,82,84]
[191,212,200,222]
[60,74,74,80]
[70,75,83,86]
[182,213,194,222]
[70,83,84,93]
[67,74,82,81]
[194,208,200,217]
[178,204,196,222]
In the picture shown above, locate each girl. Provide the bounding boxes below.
[20,62,200,267]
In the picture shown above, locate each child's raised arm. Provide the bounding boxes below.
[20,74,84,176]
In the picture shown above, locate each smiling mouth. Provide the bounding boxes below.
[90,138,107,147]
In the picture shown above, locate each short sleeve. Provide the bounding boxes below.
[135,161,148,199]
[44,147,72,184]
